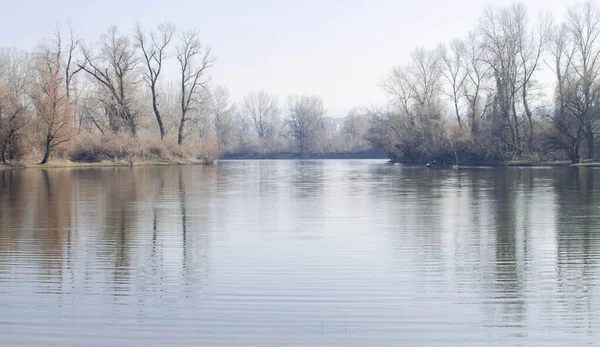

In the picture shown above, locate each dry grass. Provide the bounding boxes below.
[198,134,220,165]
[67,131,205,164]
[2,129,215,166]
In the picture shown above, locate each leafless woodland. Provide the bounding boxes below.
[1,1,600,165]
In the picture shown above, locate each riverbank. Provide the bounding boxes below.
[507,160,600,167]
[0,158,205,170]
[4,158,600,170]
[390,159,600,168]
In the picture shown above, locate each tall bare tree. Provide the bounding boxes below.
[64,23,83,100]
[79,26,139,136]
[566,0,600,159]
[33,34,74,164]
[462,31,491,136]
[176,28,214,145]
[479,3,549,154]
[480,4,521,154]
[518,11,551,151]
[440,39,467,129]
[546,22,581,162]
[134,22,175,140]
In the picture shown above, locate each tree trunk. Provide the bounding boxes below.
[178,116,185,145]
[453,97,462,129]
[586,126,594,160]
[152,90,166,140]
[126,111,137,137]
[511,100,521,156]
[570,140,581,164]
[40,135,52,165]
[523,88,534,152]
[0,140,7,164]
[470,108,478,137]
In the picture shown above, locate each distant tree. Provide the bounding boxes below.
[287,94,325,155]
[240,91,280,139]
[341,108,370,152]
[211,86,237,153]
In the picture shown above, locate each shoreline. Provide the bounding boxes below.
[3,158,600,170]
[391,160,600,168]
[508,160,600,168]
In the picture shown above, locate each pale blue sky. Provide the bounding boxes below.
[1,0,576,116]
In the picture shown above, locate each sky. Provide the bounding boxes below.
[0,0,579,117]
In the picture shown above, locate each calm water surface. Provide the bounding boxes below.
[1,160,600,346]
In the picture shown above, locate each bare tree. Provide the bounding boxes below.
[64,23,83,100]
[478,3,549,154]
[545,22,580,162]
[211,85,236,153]
[79,26,139,136]
[365,106,415,162]
[462,31,491,136]
[518,11,552,151]
[176,28,214,145]
[383,47,444,124]
[566,0,600,160]
[287,94,325,156]
[380,47,446,162]
[134,22,175,140]
[341,108,370,152]
[440,39,467,128]
[479,3,525,155]
[241,91,280,139]
[33,35,74,164]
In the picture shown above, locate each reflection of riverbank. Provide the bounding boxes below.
[2,162,600,346]
[0,166,215,300]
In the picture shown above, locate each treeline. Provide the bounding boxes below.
[4,1,598,167]
[0,24,372,165]
[367,0,600,165]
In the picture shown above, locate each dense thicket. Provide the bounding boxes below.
[367,0,600,165]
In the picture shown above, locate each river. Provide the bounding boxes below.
[0,160,599,346]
